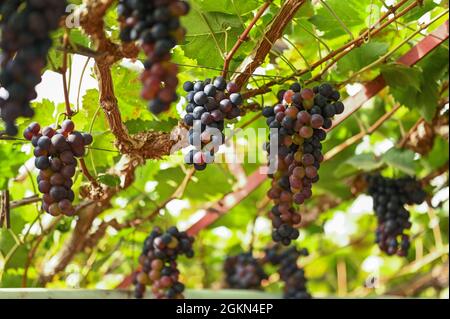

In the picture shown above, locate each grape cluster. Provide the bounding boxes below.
[223,252,268,290]
[0,0,67,136]
[182,76,243,170]
[134,226,194,299]
[264,245,311,299]
[263,82,344,245]
[118,0,190,114]
[366,174,426,256]
[23,120,93,216]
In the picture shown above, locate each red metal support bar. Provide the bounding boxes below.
[186,169,267,236]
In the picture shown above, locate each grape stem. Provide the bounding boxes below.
[9,195,41,209]
[79,158,99,188]
[221,0,273,79]
[0,190,10,229]
[232,0,307,90]
[61,32,74,117]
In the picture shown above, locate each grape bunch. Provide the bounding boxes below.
[223,252,268,290]
[23,120,93,216]
[134,226,194,299]
[118,0,190,114]
[366,174,426,256]
[264,245,311,299]
[0,0,67,136]
[182,76,243,171]
[263,82,344,245]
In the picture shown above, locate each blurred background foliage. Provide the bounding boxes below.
[0,0,448,298]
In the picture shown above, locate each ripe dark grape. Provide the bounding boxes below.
[118,0,189,114]
[182,76,243,170]
[223,252,268,290]
[0,1,67,135]
[24,121,93,217]
[263,82,344,245]
[134,226,194,299]
[365,174,426,257]
[263,245,311,299]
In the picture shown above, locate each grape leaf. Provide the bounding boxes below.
[0,143,28,190]
[333,153,384,179]
[98,174,121,187]
[384,45,448,122]
[402,0,438,23]
[181,10,243,68]
[124,118,179,134]
[347,153,383,171]
[309,0,368,39]
[192,0,261,15]
[381,63,423,92]
[337,42,389,75]
[381,147,417,175]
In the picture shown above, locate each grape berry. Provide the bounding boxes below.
[263,82,344,245]
[264,245,311,299]
[24,120,93,216]
[366,174,426,256]
[223,252,268,290]
[118,0,190,114]
[134,226,194,299]
[0,0,67,135]
[183,76,242,170]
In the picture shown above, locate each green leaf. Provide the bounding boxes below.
[333,153,383,179]
[385,46,448,122]
[0,143,28,190]
[192,0,260,15]
[181,9,243,68]
[124,118,179,134]
[381,64,423,92]
[98,174,121,187]
[381,148,417,175]
[402,0,438,23]
[309,0,367,39]
[347,153,384,171]
[337,42,389,75]
[420,136,450,173]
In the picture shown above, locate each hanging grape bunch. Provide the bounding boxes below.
[0,0,67,136]
[134,226,194,299]
[263,82,344,245]
[183,76,243,171]
[366,174,427,256]
[23,120,93,217]
[223,252,268,290]
[118,0,190,114]
[264,245,311,299]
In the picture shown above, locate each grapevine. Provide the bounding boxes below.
[118,0,190,114]
[263,82,344,245]
[0,0,446,301]
[0,0,67,135]
[134,226,194,299]
[23,120,93,216]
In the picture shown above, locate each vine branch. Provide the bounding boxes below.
[60,32,74,117]
[222,0,273,78]
[233,0,307,89]
[241,0,420,99]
